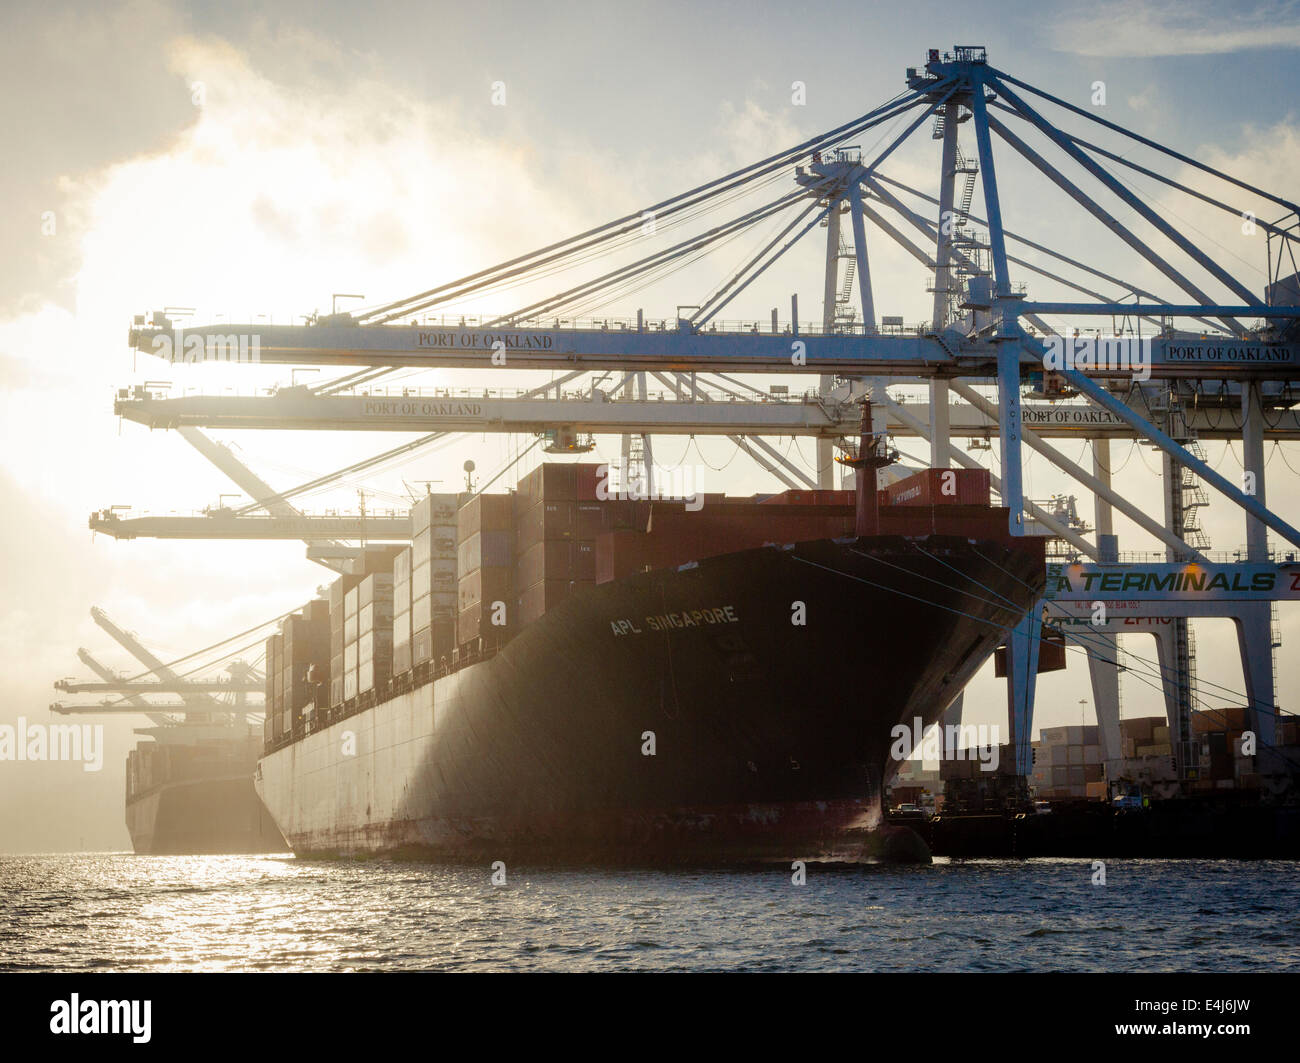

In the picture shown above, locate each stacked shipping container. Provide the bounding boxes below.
[358,573,394,695]
[263,599,329,741]
[392,547,412,673]
[1032,724,1105,800]
[511,464,609,629]
[457,493,515,649]
[411,493,459,667]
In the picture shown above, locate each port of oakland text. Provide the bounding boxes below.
[416,330,555,350]
[610,605,739,635]
[361,400,483,418]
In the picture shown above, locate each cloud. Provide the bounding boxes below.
[1049,0,1300,57]
[0,0,199,320]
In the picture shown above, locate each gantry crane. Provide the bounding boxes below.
[102,45,1300,789]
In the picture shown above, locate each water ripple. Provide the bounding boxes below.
[0,853,1297,971]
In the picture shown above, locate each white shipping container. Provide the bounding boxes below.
[412,559,431,597]
[393,608,411,648]
[431,525,458,558]
[413,528,432,567]
[393,548,412,585]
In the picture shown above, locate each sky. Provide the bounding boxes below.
[2,0,1299,850]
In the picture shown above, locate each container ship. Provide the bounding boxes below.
[254,432,1045,864]
[126,725,288,854]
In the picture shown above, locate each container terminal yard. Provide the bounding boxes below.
[56,46,1300,861]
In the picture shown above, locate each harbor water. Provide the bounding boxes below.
[2,853,1298,972]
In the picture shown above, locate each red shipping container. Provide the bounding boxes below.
[431,619,456,660]
[884,468,991,507]
[597,529,659,584]
[458,601,513,646]
[575,463,605,502]
[517,539,597,586]
[516,499,616,548]
[515,461,607,507]
[759,489,817,505]
[457,493,514,540]
[515,463,576,506]
[457,566,513,613]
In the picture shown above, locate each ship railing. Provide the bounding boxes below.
[267,646,508,755]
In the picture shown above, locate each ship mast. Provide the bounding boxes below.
[841,398,897,536]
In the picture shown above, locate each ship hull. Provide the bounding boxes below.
[257,534,1042,864]
[126,775,288,855]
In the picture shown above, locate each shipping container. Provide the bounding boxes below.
[343,544,405,577]
[458,529,514,573]
[515,462,579,506]
[328,575,360,615]
[432,618,456,658]
[394,642,412,674]
[516,539,597,586]
[411,558,457,597]
[412,624,433,665]
[359,599,393,636]
[515,462,606,509]
[359,630,392,666]
[518,578,596,625]
[457,566,513,613]
[431,525,458,558]
[411,492,459,532]
[359,658,390,694]
[883,468,991,507]
[359,573,393,610]
[457,493,514,540]
[393,547,412,585]
[412,594,432,634]
[413,527,432,567]
[759,489,817,505]
[516,499,619,549]
[457,600,513,647]
[264,634,280,709]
